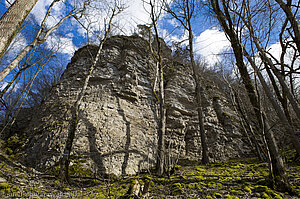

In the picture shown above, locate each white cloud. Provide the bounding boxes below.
[167,18,180,27]
[46,34,77,58]
[0,32,28,69]
[194,28,231,66]
[167,29,189,46]
[117,0,151,34]
[4,0,16,7]
[263,41,300,87]
[74,0,152,38]
[31,0,67,27]
[0,82,20,92]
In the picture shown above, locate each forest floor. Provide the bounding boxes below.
[0,152,299,199]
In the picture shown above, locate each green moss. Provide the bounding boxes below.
[199,182,207,186]
[230,190,243,195]
[265,189,281,197]
[254,185,268,192]
[171,183,183,195]
[63,188,72,192]
[187,182,202,190]
[294,188,300,197]
[243,186,252,193]
[0,182,9,189]
[11,185,19,192]
[5,148,13,155]
[68,161,94,177]
[195,166,206,172]
[213,192,223,198]
[261,192,269,198]
[175,165,182,170]
[194,175,204,182]
[156,178,165,182]
[225,194,239,199]
[255,178,267,185]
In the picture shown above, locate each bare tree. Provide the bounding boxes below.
[164,0,209,164]
[0,0,39,58]
[143,0,167,176]
[275,0,300,54]
[209,0,291,191]
[0,0,86,84]
[59,2,123,182]
[232,1,300,157]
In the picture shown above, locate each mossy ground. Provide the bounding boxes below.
[0,153,299,198]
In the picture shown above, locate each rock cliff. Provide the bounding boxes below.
[22,35,252,175]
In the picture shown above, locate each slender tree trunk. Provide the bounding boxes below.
[242,10,300,121]
[262,114,290,191]
[258,69,300,158]
[195,82,209,164]
[0,0,39,58]
[210,0,290,191]
[148,0,166,176]
[0,69,23,99]
[265,66,291,123]
[156,58,166,175]
[222,68,266,160]
[187,18,209,165]
[243,50,300,157]
[59,21,112,182]
[0,0,81,83]
[236,0,300,158]
[232,89,267,161]
[188,49,209,164]
[261,52,300,121]
[275,0,300,54]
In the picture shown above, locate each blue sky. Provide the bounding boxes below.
[0,0,232,74]
[1,0,294,89]
[0,0,299,109]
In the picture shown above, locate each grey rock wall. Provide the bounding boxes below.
[22,35,252,175]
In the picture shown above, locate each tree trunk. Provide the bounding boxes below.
[265,66,291,123]
[232,90,267,161]
[243,14,300,122]
[0,1,80,83]
[59,35,108,182]
[188,27,209,164]
[0,0,39,58]
[210,0,290,191]
[275,0,300,54]
[156,59,166,176]
[149,0,167,176]
[242,49,300,157]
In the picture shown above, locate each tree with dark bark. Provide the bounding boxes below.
[209,0,292,192]
[59,3,123,182]
[164,0,209,164]
[147,0,167,176]
[275,0,300,54]
[229,0,300,157]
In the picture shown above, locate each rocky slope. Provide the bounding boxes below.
[21,35,252,175]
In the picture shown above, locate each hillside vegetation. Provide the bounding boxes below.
[0,149,299,198]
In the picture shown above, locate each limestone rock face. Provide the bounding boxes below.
[22,35,252,175]
[164,65,251,163]
[23,36,158,175]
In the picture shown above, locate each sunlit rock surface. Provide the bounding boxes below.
[22,35,252,175]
